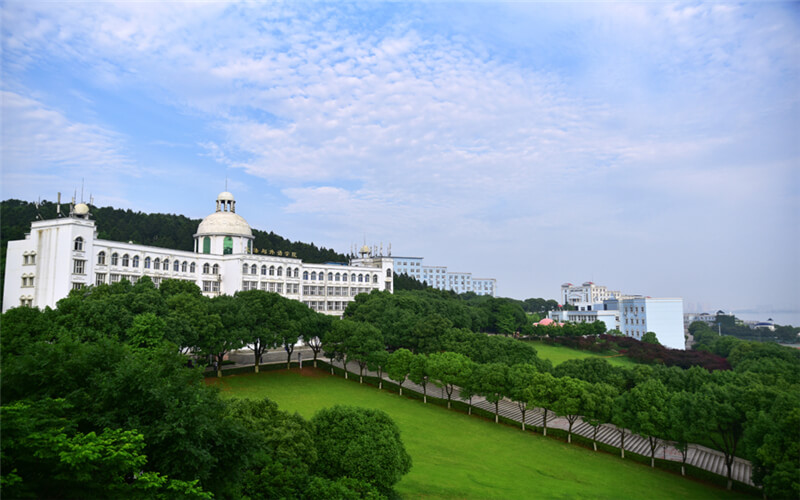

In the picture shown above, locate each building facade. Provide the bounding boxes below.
[550,281,685,349]
[3,192,393,315]
[393,256,496,296]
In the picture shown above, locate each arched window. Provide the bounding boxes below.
[111,253,119,266]
[97,251,106,265]
[223,236,233,255]
[277,267,283,277]
[74,237,84,251]
[303,271,309,280]
[335,273,340,281]
[212,264,219,275]
[342,273,348,282]
[181,261,187,272]
[351,273,356,282]
[328,272,333,281]
[311,271,317,280]
[163,259,169,271]
[153,258,160,270]
[243,264,249,274]
[269,266,275,276]
[144,257,151,269]
[132,255,139,268]
[203,263,210,274]
[203,237,211,254]
[386,268,392,278]
[373,274,378,284]
[261,265,267,275]
[174,260,180,272]
[294,268,299,278]
[358,274,363,283]
[190,262,196,273]
[250,264,257,275]
[122,254,129,267]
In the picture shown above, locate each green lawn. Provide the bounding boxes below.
[210,368,749,500]
[527,340,640,367]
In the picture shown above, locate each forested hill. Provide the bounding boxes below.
[0,199,348,303]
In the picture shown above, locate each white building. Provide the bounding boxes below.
[561,281,626,310]
[3,191,393,315]
[550,281,685,349]
[393,256,496,296]
[616,297,685,349]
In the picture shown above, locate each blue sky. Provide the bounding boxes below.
[2,2,798,321]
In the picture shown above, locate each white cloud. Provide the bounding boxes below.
[1,90,131,172]
[2,2,798,309]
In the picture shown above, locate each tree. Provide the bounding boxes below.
[311,406,411,495]
[641,331,659,344]
[344,322,385,383]
[236,290,281,373]
[281,300,313,370]
[611,391,635,459]
[126,312,168,350]
[408,354,430,403]
[427,351,472,409]
[386,348,414,395]
[1,338,254,498]
[507,364,538,431]
[627,379,670,467]
[583,382,618,451]
[743,392,800,499]
[0,398,211,499]
[203,295,245,377]
[666,391,698,475]
[693,372,751,489]
[409,314,451,353]
[164,292,218,355]
[552,376,589,443]
[225,397,316,499]
[323,319,350,377]
[526,372,558,436]
[367,350,390,389]
[471,363,509,423]
[304,313,332,367]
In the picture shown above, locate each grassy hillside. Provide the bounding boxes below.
[209,368,748,500]
[525,340,640,367]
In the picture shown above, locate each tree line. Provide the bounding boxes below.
[1,279,412,499]
[3,279,797,498]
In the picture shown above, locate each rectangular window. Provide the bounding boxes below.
[110,274,120,283]
[95,273,106,286]
[73,259,86,275]
[276,283,283,294]
[72,283,84,291]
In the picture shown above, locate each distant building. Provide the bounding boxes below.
[560,282,632,310]
[4,191,393,316]
[684,312,716,328]
[392,256,496,296]
[549,281,685,349]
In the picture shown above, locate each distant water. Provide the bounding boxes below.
[729,310,800,328]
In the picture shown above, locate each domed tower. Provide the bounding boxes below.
[194,192,254,255]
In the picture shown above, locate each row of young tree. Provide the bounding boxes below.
[1,282,412,498]
[322,291,798,498]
